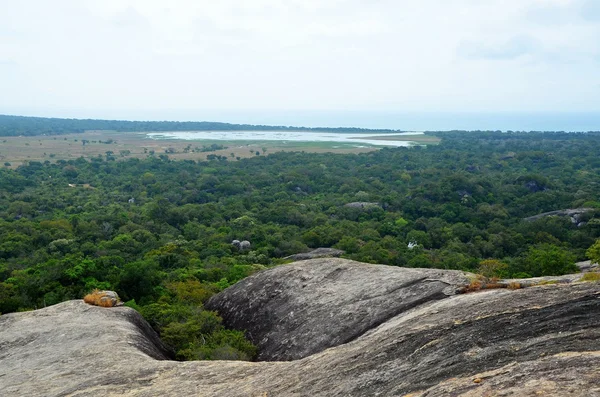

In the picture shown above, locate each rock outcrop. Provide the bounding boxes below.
[523,207,594,225]
[283,247,345,261]
[205,258,471,361]
[344,201,381,209]
[577,259,599,273]
[1,258,600,397]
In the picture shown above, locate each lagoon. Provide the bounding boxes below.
[146,130,424,147]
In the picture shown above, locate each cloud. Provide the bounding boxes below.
[1,0,600,115]
[457,35,541,60]
[525,2,576,25]
[523,0,600,25]
[0,59,18,69]
[111,6,151,28]
[581,0,600,21]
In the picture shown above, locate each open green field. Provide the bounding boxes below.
[0,131,439,167]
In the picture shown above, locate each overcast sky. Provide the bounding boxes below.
[1,0,599,122]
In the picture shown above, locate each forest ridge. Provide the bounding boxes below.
[0,114,403,136]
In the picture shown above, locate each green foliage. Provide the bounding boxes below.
[140,295,256,361]
[586,239,600,265]
[117,260,163,303]
[477,259,509,278]
[166,280,216,305]
[394,217,409,228]
[1,129,600,361]
[521,244,577,277]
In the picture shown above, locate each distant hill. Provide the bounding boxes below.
[0,114,402,136]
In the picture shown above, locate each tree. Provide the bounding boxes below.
[117,260,163,303]
[522,244,577,277]
[477,259,508,278]
[586,239,600,265]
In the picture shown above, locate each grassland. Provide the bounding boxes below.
[0,130,437,167]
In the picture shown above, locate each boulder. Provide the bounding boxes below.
[231,239,251,251]
[576,260,599,273]
[205,258,472,361]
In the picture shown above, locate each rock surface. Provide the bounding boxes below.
[523,207,594,223]
[283,247,345,261]
[344,201,381,209]
[577,259,599,273]
[1,259,600,397]
[206,258,471,361]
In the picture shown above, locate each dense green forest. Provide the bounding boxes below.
[2,130,600,361]
[0,115,400,136]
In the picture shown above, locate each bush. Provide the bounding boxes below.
[522,244,577,277]
[158,308,256,361]
[477,259,508,278]
[586,239,600,265]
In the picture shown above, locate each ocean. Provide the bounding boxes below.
[6,108,600,132]
[186,111,600,132]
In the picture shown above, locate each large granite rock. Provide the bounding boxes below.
[576,259,599,273]
[283,247,345,261]
[205,258,471,361]
[0,300,173,396]
[1,259,600,396]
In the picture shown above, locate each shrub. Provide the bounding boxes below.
[586,240,600,265]
[507,282,521,290]
[477,259,508,278]
[522,244,577,276]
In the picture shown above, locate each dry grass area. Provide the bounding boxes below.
[458,275,523,294]
[580,272,600,282]
[0,130,383,167]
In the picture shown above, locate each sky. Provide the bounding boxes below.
[1,0,600,128]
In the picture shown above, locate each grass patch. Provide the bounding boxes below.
[580,272,600,282]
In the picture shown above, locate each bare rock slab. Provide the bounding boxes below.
[283,247,345,261]
[205,257,472,361]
